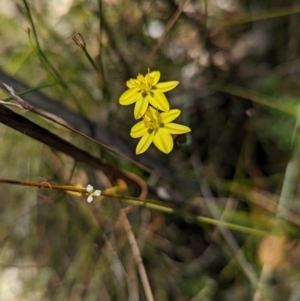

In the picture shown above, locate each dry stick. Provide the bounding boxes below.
[1,83,148,197]
[0,70,93,134]
[145,0,190,64]
[0,102,147,197]
[1,173,145,202]
[120,211,155,301]
[1,82,152,175]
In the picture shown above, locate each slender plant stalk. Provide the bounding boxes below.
[1,83,151,174]
[120,211,155,301]
[253,100,300,301]
[145,0,190,63]
[23,0,86,112]
[212,82,296,116]
[191,156,263,293]
[0,178,269,236]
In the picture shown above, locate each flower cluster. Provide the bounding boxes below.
[86,184,101,203]
[119,69,191,154]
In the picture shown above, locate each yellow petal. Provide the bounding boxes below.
[149,70,160,85]
[119,88,140,105]
[126,79,138,88]
[156,81,179,92]
[160,109,181,123]
[66,184,85,196]
[148,91,170,112]
[163,123,191,134]
[100,180,128,200]
[145,105,157,115]
[136,133,153,154]
[130,121,147,138]
[134,98,148,119]
[153,131,173,153]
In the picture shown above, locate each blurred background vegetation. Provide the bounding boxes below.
[1,0,300,300]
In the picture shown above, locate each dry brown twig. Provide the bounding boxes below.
[119,209,155,301]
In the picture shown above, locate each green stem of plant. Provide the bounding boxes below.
[0,178,269,236]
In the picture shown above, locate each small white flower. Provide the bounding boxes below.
[86,184,102,203]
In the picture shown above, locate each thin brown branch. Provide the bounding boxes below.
[0,103,145,195]
[1,82,150,175]
[120,211,155,301]
[145,0,190,63]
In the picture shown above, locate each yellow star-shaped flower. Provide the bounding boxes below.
[119,69,179,119]
[130,106,191,154]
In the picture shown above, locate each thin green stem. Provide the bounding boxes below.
[191,156,262,292]
[1,82,57,102]
[0,178,270,237]
[212,82,296,116]
[23,0,85,112]
[253,99,300,301]
[72,32,109,100]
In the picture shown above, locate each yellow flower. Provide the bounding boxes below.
[130,106,191,154]
[119,69,179,119]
